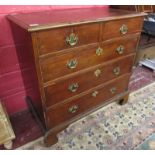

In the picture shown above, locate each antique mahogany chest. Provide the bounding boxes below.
[7,7,145,146]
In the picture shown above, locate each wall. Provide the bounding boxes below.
[0,5,108,115]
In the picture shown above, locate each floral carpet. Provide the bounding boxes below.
[17,82,155,150]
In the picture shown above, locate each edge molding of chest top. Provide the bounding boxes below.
[7,8,146,147]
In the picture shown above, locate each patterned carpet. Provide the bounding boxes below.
[137,133,155,150]
[17,82,155,150]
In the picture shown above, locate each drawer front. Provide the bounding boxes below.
[36,23,100,55]
[46,74,130,128]
[40,35,138,83]
[102,17,143,40]
[44,55,134,107]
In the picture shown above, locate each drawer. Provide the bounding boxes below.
[46,74,130,128]
[102,17,144,40]
[44,54,134,107]
[40,34,139,83]
[36,23,100,56]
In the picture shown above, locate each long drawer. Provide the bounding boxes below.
[44,54,134,107]
[46,74,130,128]
[36,23,100,56]
[40,34,139,83]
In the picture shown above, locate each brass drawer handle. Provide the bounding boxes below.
[96,47,103,56]
[94,69,102,77]
[120,24,128,35]
[67,59,78,69]
[68,105,78,113]
[68,83,79,92]
[110,87,117,94]
[66,33,78,46]
[92,91,99,97]
[113,67,120,76]
[116,45,124,55]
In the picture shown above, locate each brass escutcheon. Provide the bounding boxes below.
[66,32,78,46]
[92,91,99,97]
[96,47,103,56]
[116,45,124,55]
[94,69,102,77]
[68,105,78,113]
[110,87,117,94]
[67,59,78,69]
[113,67,120,76]
[68,83,79,92]
[120,24,128,35]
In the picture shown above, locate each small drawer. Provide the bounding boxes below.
[46,74,130,128]
[102,17,144,40]
[40,34,139,83]
[44,54,134,107]
[36,23,100,56]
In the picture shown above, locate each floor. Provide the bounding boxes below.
[129,66,155,91]
[139,33,155,49]
[0,65,155,150]
[16,81,155,150]
[137,133,155,150]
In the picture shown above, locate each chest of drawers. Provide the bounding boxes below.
[7,8,145,146]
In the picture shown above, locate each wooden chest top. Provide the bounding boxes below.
[7,7,146,32]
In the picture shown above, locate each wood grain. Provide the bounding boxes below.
[7,8,146,31]
[102,17,144,40]
[39,34,139,83]
[36,23,100,55]
[46,74,130,128]
[44,54,134,107]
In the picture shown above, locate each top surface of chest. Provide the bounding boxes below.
[7,7,146,32]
